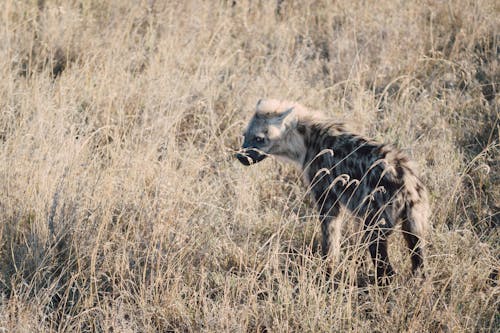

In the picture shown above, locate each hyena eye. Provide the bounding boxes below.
[255,136,265,144]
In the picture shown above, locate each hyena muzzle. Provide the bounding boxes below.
[236,99,430,283]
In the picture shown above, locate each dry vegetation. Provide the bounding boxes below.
[0,0,499,332]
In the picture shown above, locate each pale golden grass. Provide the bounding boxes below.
[0,0,498,332]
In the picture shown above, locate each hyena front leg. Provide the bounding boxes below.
[319,204,341,258]
[320,215,343,260]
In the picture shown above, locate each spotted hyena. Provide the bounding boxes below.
[236,99,430,283]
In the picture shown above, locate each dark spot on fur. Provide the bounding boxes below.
[395,165,404,179]
[297,124,306,135]
[399,156,409,163]
[356,144,377,156]
[415,183,424,195]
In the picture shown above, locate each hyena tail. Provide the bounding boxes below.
[401,196,430,273]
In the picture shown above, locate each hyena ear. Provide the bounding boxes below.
[256,99,263,109]
[277,107,297,130]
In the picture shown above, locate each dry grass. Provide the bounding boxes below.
[0,0,499,332]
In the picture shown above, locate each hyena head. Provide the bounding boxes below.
[236,99,306,166]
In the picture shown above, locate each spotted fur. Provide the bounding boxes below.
[236,99,430,283]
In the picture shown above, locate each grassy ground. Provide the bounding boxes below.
[0,0,498,332]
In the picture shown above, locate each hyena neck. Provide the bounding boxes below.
[273,116,346,171]
[272,128,308,167]
[298,120,346,170]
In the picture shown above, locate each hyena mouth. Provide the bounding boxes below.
[235,148,267,166]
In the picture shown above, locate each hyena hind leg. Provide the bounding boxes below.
[401,200,429,273]
[363,220,396,285]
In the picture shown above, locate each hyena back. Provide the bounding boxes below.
[236,99,430,282]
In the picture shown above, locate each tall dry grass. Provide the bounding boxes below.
[0,0,498,332]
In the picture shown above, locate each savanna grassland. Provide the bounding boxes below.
[0,0,499,332]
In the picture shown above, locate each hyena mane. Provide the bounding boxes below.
[236,99,430,283]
